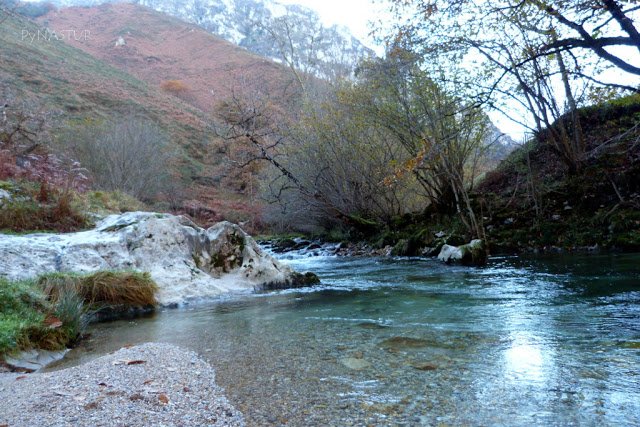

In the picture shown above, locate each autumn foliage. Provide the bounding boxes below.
[161,79,191,95]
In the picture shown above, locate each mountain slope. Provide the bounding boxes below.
[39,0,373,72]
[0,9,209,174]
[38,2,294,113]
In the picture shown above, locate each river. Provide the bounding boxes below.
[51,252,640,426]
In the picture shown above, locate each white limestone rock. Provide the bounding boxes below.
[437,239,487,266]
[0,212,316,306]
[437,244,463,263]
[0,189,11,204]
[4,349,69,372]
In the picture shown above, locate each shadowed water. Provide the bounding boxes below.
[51,253,640,426]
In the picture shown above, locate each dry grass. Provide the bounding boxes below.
[38,271,158,307]
[80,190,146,214]
[80,272,158,306]
[0,188,90,233]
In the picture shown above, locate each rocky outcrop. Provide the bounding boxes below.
[437,239,488,266]
[0,212,318,306]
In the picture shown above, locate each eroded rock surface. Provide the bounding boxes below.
[0,212,317,305]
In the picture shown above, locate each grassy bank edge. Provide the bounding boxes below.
[0,271,158,359]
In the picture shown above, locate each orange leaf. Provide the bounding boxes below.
[44,315,63,329]
[158,393,169,405]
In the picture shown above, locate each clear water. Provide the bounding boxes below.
[52,253,640,426]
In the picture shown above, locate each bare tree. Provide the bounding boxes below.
[214,72,426,231]
[59,118,175,202]
[354,53,490,237]
[0,95,53,159]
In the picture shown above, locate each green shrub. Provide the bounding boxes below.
[0,278,49,355]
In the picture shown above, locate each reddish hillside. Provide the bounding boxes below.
[39,2,294,113]
[33,3,300,229]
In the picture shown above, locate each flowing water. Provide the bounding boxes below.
[51,252,640,426]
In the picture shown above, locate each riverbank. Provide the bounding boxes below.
[0,342,244,426]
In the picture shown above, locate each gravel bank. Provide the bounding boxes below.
[0,343,244,426]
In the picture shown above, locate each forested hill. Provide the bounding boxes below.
[1,0,637,254]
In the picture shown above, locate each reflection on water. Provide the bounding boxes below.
[51,253,640,426]
[505,338,545,381]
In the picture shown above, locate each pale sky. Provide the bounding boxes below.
[274,1,639,141]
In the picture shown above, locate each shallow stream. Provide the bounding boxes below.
[51,252,640,426]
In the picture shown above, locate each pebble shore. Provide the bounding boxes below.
[0,343,244,427]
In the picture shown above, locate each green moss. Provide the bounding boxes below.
[231,232,246,253]
[192,254,202,269]
[459,240,488,266]
[211,253,226,271]
[609,230,640,251]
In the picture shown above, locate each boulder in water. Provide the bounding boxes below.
[340,357,372,370]
[437,239,487,266]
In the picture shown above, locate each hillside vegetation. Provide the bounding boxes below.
[0,9,209,178]
[479,95,640,252]
[1,1,638,256]
[1,4,305,226]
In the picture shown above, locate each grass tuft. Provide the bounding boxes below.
[1,271,158,358]
[38,271,158,307]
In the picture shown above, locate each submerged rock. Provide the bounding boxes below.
[411,362,438,371]
[340,357,372,370]
[379,336,430,350]
[437,239,487,266]
[0,212,317,306]
[357,322,390,330]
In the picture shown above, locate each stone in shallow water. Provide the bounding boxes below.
[4,349,69,372]
[340,357,372,370]
[379,336,430,350]
[411,362,438,371]
[620,341,640,349]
